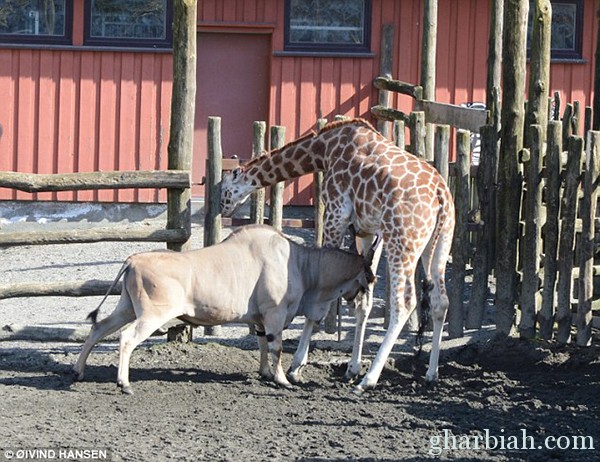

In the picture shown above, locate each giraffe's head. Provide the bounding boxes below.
[220,168,254,216]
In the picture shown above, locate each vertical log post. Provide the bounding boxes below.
[393,120,405,149]
[448,130,471,338]
[204,116,222,247]
[433,125,450,182]
[406,111,426,331]
[562,104,574,148]
[250,121,266,225]
[495,0,528,336]
[314,118,328,247]
[202,117,224,337]
[556,136,583,344]
[539,121,562,339]
[594,2,600,130]
[576,131,600,346]
[554,92,562,121]
[409,111,426,158]
[166,0,197,343]
[525,0,551,145]
[421,0,437,161]
[487,0,504,111]
[572,101,581,136]
[377,24,394,139]
[519,125,544,339]
[584,106,592,141]
[466,125,498,328]
[268,126,286,231]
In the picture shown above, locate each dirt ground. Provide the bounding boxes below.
[1,217,599,461]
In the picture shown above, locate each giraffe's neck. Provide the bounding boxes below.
[241,132,328,187]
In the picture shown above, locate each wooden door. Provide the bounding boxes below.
[193,32,271,197]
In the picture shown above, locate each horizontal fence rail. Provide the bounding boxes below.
[0,170,191,193]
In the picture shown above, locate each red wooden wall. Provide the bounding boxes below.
[0,0,597,204]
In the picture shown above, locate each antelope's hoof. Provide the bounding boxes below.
[71,368,84,382]
[343,370,359,383]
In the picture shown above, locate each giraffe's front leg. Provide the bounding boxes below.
[354,260,416,395]
[344,234,383,381]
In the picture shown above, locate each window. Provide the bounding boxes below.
[84,0,172,48]
[0,0,72,45]
[528,0,583,60]
[284,0,371,54]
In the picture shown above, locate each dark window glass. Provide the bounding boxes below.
[85,0,172,48]
[528,0,583,60]
[285,0,371,53]
[0,0,71,44]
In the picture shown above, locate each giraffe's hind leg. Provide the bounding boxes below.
[420,223,452,382]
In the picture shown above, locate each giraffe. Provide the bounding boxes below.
[220,118,455,394]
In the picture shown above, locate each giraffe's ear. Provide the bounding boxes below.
[232,167,242,179]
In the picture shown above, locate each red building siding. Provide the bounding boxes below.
[0,0,597,204]
[0,48,172,202]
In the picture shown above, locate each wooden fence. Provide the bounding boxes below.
[372,75,600,346]
[0,169,192,302]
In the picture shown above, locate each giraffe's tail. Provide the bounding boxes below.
[430,184,455,273]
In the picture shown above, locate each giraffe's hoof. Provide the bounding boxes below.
[425,371,438,382]
[287,370,302,385]
[352,385,366,397]
[121,386,134,395]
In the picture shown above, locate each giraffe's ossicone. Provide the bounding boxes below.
[220,118,455,393]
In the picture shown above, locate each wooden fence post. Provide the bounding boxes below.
[448,130,471,338]
[553,91,561,121]
[495,0,528,336]
[204,116,222,247]
[562,104,574,147]
[251,121,266,224]
[433,125,450,182]
[421,0,437,161]
[202,116,224,337]
[393,120,405,149]
[525,0,551,144]
[268,126,286,231]
[166,0,197,343]
[539,120,562,339]
[167,0,196,254]
[594,1,600,129]
[377,24,394,139]
[405,110,426,332]
[519,124,543,339]
[487,0,503,111]
[314,118,328,247]
[576,131,600,346]
[556,136,583,344]
[409,111,426,158]
[466,125,498,328]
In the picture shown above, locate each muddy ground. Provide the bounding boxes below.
[1,217,599,461]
